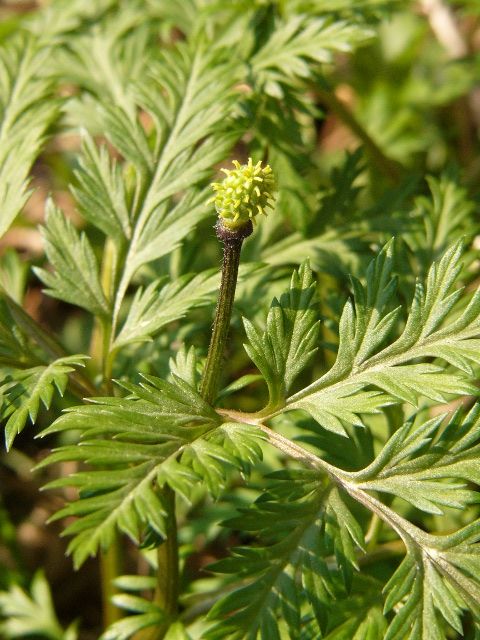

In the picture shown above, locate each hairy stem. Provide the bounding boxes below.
[200,220,253,405]
[147,221,252,636]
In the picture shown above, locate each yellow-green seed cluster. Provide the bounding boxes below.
[210,158,276,230]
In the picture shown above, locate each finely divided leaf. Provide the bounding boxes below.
[34,202,110,317]
[106,40,242,320]
[51,9,150,119]
[39,376,263,568]
[180,423,264,498]
[72,134,131,242]
[0,34,60,238]
[382,526,480,640]
[408,174,477,270]
[125,189,211,276]
[286,241,480,434]
[244,261,320,409]
[251,16,373,84]
[114,269,219,349]
[351,404,480,515]
[0,571,78,640]
[1,355,87,450]
[39,374,219,566]
[207,479,364,639]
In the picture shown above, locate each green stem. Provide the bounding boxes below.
[90,237,123,627]
[200,221,253,405]
[100,543,122,628]
[88,238,118,392]
[156,487,179,630]
[133,487,179,640]
[139,221,252,638]
[365,513,383,552]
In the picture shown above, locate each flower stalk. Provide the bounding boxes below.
[151,159,275,637]
[201,158,276,405]
[200,220,253,405]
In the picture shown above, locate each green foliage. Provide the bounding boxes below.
[206,477,364,640]
[2,1,480,639]
[37,373,264,568]
[1,355,87,450]
[103,575,165,640]
[38,374,219,566]
[284,241,480,435]
[0,571,78,639]
[251,15,374,89]
[352,405,480,515]
[113,269,219,349]
[0,298,32,368]
[244,261,320,409]
[406,173,478,274]
[0,34,59,238]
[72,134,132,243]
[34,202,110,318]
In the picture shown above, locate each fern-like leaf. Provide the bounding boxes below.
[34,202,110,317]
[351,405,480,515]
[243,261,320,410]
[382,521,480,640]
[0,571,78,640]
[1,355,87,450]
[263,406,480,638]
[408,173,477,272]
[251,15,373,88]
[282,240,480,434]
[0,34,60,238]
[206,474,364,639]
[114,269,219,349]
[38,375,263,567]
[72,134,132,242]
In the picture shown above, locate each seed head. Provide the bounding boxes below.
[210,158,276,230]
